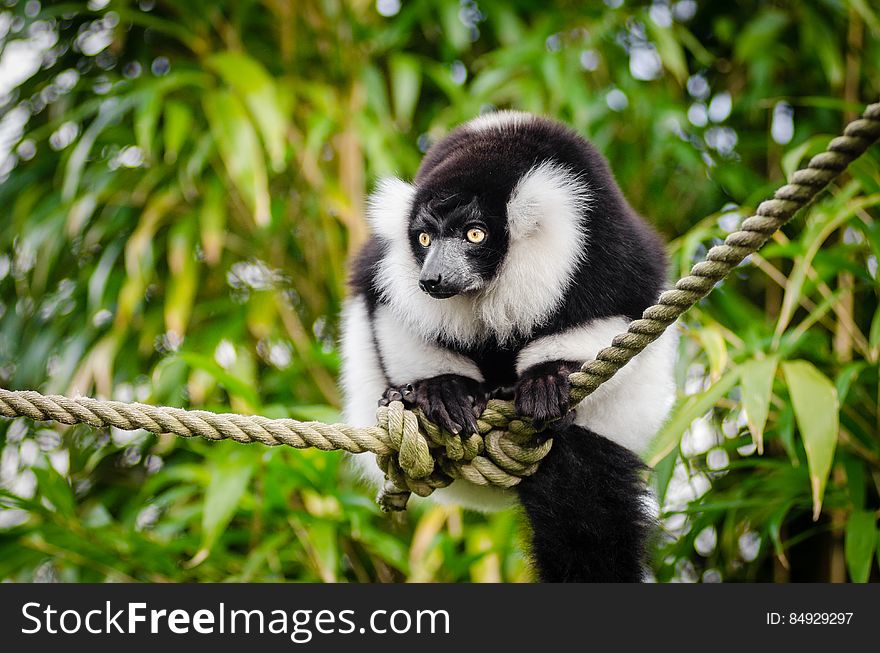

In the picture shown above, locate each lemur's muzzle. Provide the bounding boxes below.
[418,276,456,299]
[418,240,470,299]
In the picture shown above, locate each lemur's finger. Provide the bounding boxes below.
[538,378,560,424]
[515,378,534,417]
[454,397,479,435]
[445,383,478,435]
[554,377,570,417]
[437,403,462,435]
[473,391,488,417]
[531,378,549,422]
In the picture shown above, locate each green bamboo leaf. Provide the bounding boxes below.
[696,325,727,380]
[31,466,76,518]
[781,360,839,520]
[767,500,796,567]
[869,304,880,352]
[647,22,688,84]
[197,448,258,560]
[354,526,411,574]
[206,52,288,171]
[802,9,844,87]
[87,241,123,310]
[163,100,192,164]
[164,216,199,336]
[175,351,261,408]
[203,89,271,226]
[362,63,392,120]
[844,510,877,583]
[645,367,740,467]
[134,86,163,160]
[199,177,226,265]
[304,520,339,582]
[734,10,789,62]
[439,1,471,52]
[653,448,677,506]
[62,97,132,200]
[836,362,867,404]
[389,53,422,128]
[740,356,778,454]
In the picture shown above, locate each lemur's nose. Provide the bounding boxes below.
[419,273,442,293]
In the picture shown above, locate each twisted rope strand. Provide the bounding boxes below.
[1,101,878,510]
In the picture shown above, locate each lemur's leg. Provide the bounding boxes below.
[513,357,656,582]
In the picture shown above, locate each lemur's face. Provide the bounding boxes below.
[408,192,509,299]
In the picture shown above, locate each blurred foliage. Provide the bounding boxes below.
[0,0,879,582]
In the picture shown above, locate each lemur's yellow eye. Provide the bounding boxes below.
[418,232,431,247]
[466,228,486,244]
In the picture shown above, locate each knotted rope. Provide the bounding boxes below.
[1,101,878,511]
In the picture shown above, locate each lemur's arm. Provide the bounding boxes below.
[513,316,678,454]
[512,320,621,428]
[369,303,486,435]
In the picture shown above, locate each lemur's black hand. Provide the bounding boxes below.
[515,360,581,431]
[379,374,486,436]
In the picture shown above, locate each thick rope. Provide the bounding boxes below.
[0,389,550,504]
[1,101,878,511]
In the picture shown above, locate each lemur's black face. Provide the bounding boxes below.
[408,191,509,299]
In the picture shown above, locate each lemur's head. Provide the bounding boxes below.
[366,111,596,344]
[406,190,508,299]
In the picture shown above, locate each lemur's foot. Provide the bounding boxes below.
[515,360,580,431]
[379,375,486,436]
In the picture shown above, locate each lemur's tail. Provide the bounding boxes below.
[516,425,654,582]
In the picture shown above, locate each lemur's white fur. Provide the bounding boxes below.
[366,177,416,238]
[467,110,534,133]
[370,161,590,346]
[339,298,388,431]
[373,304,484,385]
[517,318,678,455]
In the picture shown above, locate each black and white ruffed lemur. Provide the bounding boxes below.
[339,111,677,582]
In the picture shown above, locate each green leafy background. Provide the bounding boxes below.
[0,0,879,582]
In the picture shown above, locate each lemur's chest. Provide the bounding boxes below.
[453,340,523,391]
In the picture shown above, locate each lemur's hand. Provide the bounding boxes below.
[379,375,486,436]
[515,360,581,431]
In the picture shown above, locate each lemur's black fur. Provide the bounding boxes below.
[517,424,652,582]
[346,113,668,582]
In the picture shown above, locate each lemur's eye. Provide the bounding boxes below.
[418,232,431,247]
[466,227,486,244]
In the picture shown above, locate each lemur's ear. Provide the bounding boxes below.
[506,161,592,241]
[367,178,416,238]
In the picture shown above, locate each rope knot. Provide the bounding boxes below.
[370,398,556,511]
[375,401,433,479]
